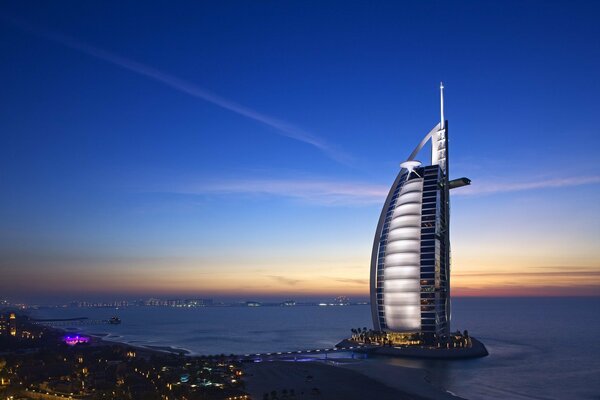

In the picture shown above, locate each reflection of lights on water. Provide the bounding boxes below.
[63,335,90,345]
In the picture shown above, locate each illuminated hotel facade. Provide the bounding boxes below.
[370,84,469,343]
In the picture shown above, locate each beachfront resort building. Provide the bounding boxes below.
[369,84,470,344]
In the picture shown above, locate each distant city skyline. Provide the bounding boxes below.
[1,1,599,302]
[0,295,367,307]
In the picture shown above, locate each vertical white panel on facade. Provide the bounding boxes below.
[435,128,447,172]
[431,130,439,166]
[431,127,447,171]
[383,177,423,332]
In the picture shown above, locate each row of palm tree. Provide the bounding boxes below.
[350,328,418,346]
[349,327,368,339]
[350,327,387,344]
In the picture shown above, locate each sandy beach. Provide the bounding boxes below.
[243,359,463,400]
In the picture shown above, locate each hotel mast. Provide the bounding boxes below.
[369,84,470,344]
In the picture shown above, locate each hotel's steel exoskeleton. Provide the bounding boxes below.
[370,84,469,343]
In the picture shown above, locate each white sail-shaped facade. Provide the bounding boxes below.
[383,178,423,331]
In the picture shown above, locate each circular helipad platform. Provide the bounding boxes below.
[400,160,422,171]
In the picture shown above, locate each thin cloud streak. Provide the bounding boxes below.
[330,277,369,285]
[454,176,600,196]
[179,179,388,205]
[4,17,349,164]
[454,270,600,278]
[172,174,600,205]
[268,275,302,286]
[453,284,600,297]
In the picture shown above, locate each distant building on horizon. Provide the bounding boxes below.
[186,298,213,307]
[370,84,470,344]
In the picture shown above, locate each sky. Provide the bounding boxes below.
[1,1,599,303]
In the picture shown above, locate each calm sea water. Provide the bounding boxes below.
[30,298,600,400]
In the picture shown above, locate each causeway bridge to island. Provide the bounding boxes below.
[31,317,117,327]
[235,344,375,362]
[233,338,488,361]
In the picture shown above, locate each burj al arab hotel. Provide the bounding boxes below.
[369,84,470,344]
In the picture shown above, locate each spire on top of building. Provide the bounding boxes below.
[440,82,445,130]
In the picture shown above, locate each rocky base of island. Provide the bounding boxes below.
[335,337,488,359]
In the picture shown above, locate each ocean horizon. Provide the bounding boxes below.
[30,297,600,400]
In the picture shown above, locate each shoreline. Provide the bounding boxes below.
[44,321,466,399]
[24,310,197,358]
[59,326,465,399]
[90,331,195,355]
[46,324,194,359]
[89,333,194,357]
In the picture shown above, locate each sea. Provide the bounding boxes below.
[29,297,600,400]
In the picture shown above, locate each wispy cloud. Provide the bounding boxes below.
[454,269,600,278]
[175,179,388,205]
[453,284,600,297]
[3,17,349,164]
[268,275,302,286]
[454,176,600,196]
[168,174,600,205]
[330,277,369,285]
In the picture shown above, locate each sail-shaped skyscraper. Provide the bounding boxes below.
[369,84,470,344]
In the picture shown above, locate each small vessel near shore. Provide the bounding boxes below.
[108,316,121,324]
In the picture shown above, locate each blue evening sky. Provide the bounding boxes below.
[1,1,599,301]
